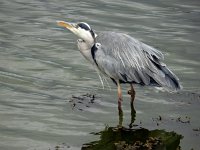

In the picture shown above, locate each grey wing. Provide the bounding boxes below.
[95,32,181,91]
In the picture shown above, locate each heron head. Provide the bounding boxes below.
[57,21,97,46]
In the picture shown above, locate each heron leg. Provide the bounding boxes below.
[129,101,136,128]
[128,84,135,103]
[117,81,123,127]
[117,81,123,111]
[118,105,123,127]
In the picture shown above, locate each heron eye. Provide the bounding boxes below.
[77,22,91,31]
[96,43,101,47]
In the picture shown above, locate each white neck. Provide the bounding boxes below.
[77,40,95,64]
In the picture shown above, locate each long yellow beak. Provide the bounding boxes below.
[57,21,74,29]
[57,20,95,45]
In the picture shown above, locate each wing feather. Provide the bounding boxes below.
[94,32,181,90]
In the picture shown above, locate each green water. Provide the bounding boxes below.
[0,0,200,150]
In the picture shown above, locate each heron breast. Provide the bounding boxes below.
[77,41,94,64]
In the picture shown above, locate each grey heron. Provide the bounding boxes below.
[57,21,182,109]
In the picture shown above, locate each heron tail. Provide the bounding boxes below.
[149,56,182,91]
[158,65,182,91]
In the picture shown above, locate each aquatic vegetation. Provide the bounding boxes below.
[82,126,182,150]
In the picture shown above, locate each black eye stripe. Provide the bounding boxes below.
[90,30,95,38]
[77,23,91,31]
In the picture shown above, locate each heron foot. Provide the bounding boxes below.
[127,89,135,95]
[128,84,136,102]
[128,90,135,102]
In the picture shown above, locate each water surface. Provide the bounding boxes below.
[0,0,200,150]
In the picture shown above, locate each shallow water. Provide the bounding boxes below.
[0,0,200,150]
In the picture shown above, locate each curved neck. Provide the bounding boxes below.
[77,41,95,64]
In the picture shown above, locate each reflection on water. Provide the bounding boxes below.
[76,97,182,150]
[118,95,136,128]
[82,127,182,150]
[82,105,182,150]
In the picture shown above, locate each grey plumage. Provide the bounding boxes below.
[93,32,181,91]
[57,21,181,92]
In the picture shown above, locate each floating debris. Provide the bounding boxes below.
[115,137,163,150]
[193,128,200,136]
[152,115,163,126]
[48,143,70,150]
[69,93,99,111]
[193,128,200,132]
[176,116,190,124]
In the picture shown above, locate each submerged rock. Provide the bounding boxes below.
[82,126,182,150]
